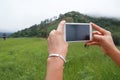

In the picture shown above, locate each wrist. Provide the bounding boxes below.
[49,54,66,63]
[47,57,64,67]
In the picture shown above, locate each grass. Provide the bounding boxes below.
[0,38,47,80]
[0,38,120,80]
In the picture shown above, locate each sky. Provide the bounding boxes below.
[0,0,120,32]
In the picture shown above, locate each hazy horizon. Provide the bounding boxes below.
[0,0,120,32]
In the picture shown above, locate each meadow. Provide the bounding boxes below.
[0,38,120,80]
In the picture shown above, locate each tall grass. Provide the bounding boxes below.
[0,38,120,80]
[64,43,120,80]
[0,38,47,80]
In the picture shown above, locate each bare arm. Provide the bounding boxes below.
[105,44,120,67]
[46,20,68,80]
[46,57,64,80]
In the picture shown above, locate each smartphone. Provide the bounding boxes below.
[64,23,92,42]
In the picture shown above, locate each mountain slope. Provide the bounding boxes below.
[10,11,120,38]
[9,11,120,45]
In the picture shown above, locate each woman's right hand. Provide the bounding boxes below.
[86,23,116,55]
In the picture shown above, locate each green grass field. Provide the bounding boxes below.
[0,38,120,80]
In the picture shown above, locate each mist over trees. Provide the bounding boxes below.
[9,11,120,45]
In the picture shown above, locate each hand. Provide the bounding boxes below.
[46,21,68,80]
[48,20,68,58]
[86,22,116,55]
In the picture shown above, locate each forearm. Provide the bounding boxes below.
[46,57,64,80]
[107,46,120,67]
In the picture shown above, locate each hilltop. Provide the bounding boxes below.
[9,11,120,45]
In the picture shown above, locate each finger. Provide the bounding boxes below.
[86,41,99,46]
[57,20,66,32]
[90,22,107,34]
[86,34,102,43]
[93,35,103,42]
[93,31,101,35]
[92,31,102,38]
[49,29,56,36]
[85,40,93,43]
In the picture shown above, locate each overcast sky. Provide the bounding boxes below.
[0,0,120,32]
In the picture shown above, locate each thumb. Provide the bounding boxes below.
[57,20,66,32]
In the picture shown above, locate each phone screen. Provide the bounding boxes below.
[65,23,92,42]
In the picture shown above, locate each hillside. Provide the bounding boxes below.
[9,11,120,45]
